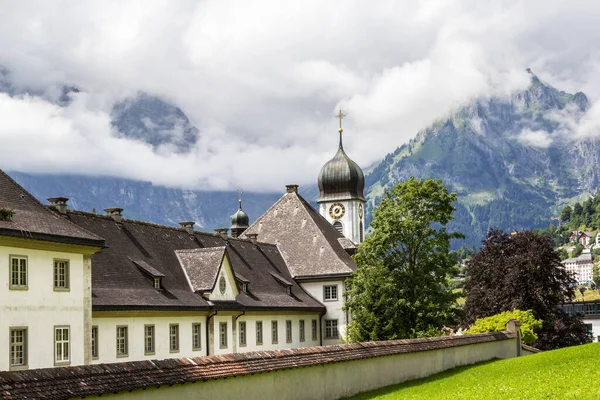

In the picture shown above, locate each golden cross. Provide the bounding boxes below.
[335,109,347,132]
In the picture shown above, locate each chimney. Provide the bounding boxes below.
[179,221,195,234]
[215,228,229,240]
[285,184,299,194]
[104,207,123,223]
[48,197,69,214]
[246,233,258,246]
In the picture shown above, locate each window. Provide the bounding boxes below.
[91,326,99,359]
[286,320,292,343]
[324,285,338,301]
[585,323,593,333]
[116,326,128,357]
[299,320,305,342]
[154,277,161,290]
[360,221,364,242]
[325,320,339,339]
[144,325,155,354]
[54,326,70,365]
[53,259,70,290]
[239,321,247,346]
[333,221,343,234]
[219,322,228,348]
[271,321,278,344]
[9,256,27,289]
[9,328,27,369]
[192,323,202,350]
[169,324,179,352]
[256,321,263,345]
[311,320,318,341]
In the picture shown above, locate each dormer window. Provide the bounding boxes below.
[154,277,162,290]
[286,286,292,296]
[270,272,293,297]
[242,282,248,293]
[130,258,165,291]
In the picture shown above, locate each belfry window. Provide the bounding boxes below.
[359,221,364,242]
[333,221,343,234]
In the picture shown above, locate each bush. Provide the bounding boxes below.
[0,208,14,221]
[466,310,542,345]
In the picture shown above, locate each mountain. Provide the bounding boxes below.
[364,71,597,248]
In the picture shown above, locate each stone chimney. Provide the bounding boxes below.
[246,233,258,246]
[215,228,229,240]
[179,221,195,234]
[104,207,123,223]
[48,197,69,214]
[285,184,299,194]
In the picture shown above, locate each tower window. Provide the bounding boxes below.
[333,221,343,234]
[360,221,364,242]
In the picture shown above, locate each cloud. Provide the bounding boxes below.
[1,0,600,191]
[517,129,553,148]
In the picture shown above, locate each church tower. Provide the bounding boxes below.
[230,192,249,238]
[317,110,365,244]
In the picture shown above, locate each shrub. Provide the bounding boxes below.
[466,310,542,345]
[0,208,15,221]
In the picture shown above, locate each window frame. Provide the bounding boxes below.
[144,324,155,355]
[219,322,228,349]
[286,320,292,343]
[323,285,338,301]
[299,320,305,342]
[311,319,318,341]
[116,326,128,358]
[256,321,263,345]
[169,324,180,353]
[9,255,28,290]
[9,327,27,370]
[53,258,70,291]
[192,323,202,350]
[271,320,278,344]
[91,326,99,359]
[325,319,339,339]
[54,325,71,366]
[239,321,247,347]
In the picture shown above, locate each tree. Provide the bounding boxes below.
[560,205,572,223]
[346,177,463,342]
[571,243,584,258]
[573,202,583,216]
[464,229,591,350]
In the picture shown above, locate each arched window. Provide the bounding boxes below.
[333,221,343,235]
[359,221,364,242]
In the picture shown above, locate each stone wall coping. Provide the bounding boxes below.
[0,331,516,400]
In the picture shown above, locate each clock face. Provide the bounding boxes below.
[329,202,345,219]
[359,203,364,218]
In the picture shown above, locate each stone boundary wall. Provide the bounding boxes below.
[0,329,520,400]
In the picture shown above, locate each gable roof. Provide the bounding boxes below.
[0,169,104,247]
[242,190,356,278]
[66,211,323,312]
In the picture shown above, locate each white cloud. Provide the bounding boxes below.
[517,129,553,148]
[1,1,600,191]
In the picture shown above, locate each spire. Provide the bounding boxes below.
[238,188,243,210]
[230,188,249,238]
[335,109,346,149]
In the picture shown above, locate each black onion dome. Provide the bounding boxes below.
[317,134,365,203]
[230,202,249,229]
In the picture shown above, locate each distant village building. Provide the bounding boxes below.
[569,231,595,247]
[0,119,365,370]
[562,253,594,284]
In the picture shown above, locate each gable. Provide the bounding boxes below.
[208,251,238,301]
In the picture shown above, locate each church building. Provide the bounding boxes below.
[0,114,366,369]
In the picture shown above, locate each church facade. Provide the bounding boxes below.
[0,121,366,369]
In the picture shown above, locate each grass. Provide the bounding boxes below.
[346,342,600,400]
[574,290,600,302]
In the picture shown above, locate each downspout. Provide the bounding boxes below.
[206,310,217,356]
[233,310,246,353]
[319,309,326,346]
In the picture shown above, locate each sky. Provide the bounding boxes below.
[1,0,600,191]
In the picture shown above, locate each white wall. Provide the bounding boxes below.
[583,317,600,342]
[300,280,347,345]
[0,245,87,370]
[92,315,208,364]
[319,200,365,244]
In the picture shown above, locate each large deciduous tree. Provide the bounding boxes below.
[346,177,462,342]
[464,229,591,350]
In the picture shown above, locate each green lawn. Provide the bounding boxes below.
[346,342,600,400]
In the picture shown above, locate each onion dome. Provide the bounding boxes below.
[230,198,249,238]
[317,129,365,203]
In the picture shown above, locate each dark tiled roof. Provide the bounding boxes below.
[0,170,104,247]
[175,247,225,292]
[242,190,356,278]
[66,211,323,311]
[0,332,516,400]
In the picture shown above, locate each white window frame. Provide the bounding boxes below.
[144,325,155,355]
[91,326,99,359]
[324,285,338,301]
[169,324,180,353]
[271,320,278,344]
[325,319,339,339]
[299,320,305,342]
[239,321,247,347]
[53,259,70,291]
[286,320,292,343]
[9,327,27,370]
[9,255,28,289]
[54,326,70,365]
[256,321,263,345]
[192,323,202,350]
[116,326,128,357]
[219,322,228,348]
[311,319,318,341]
